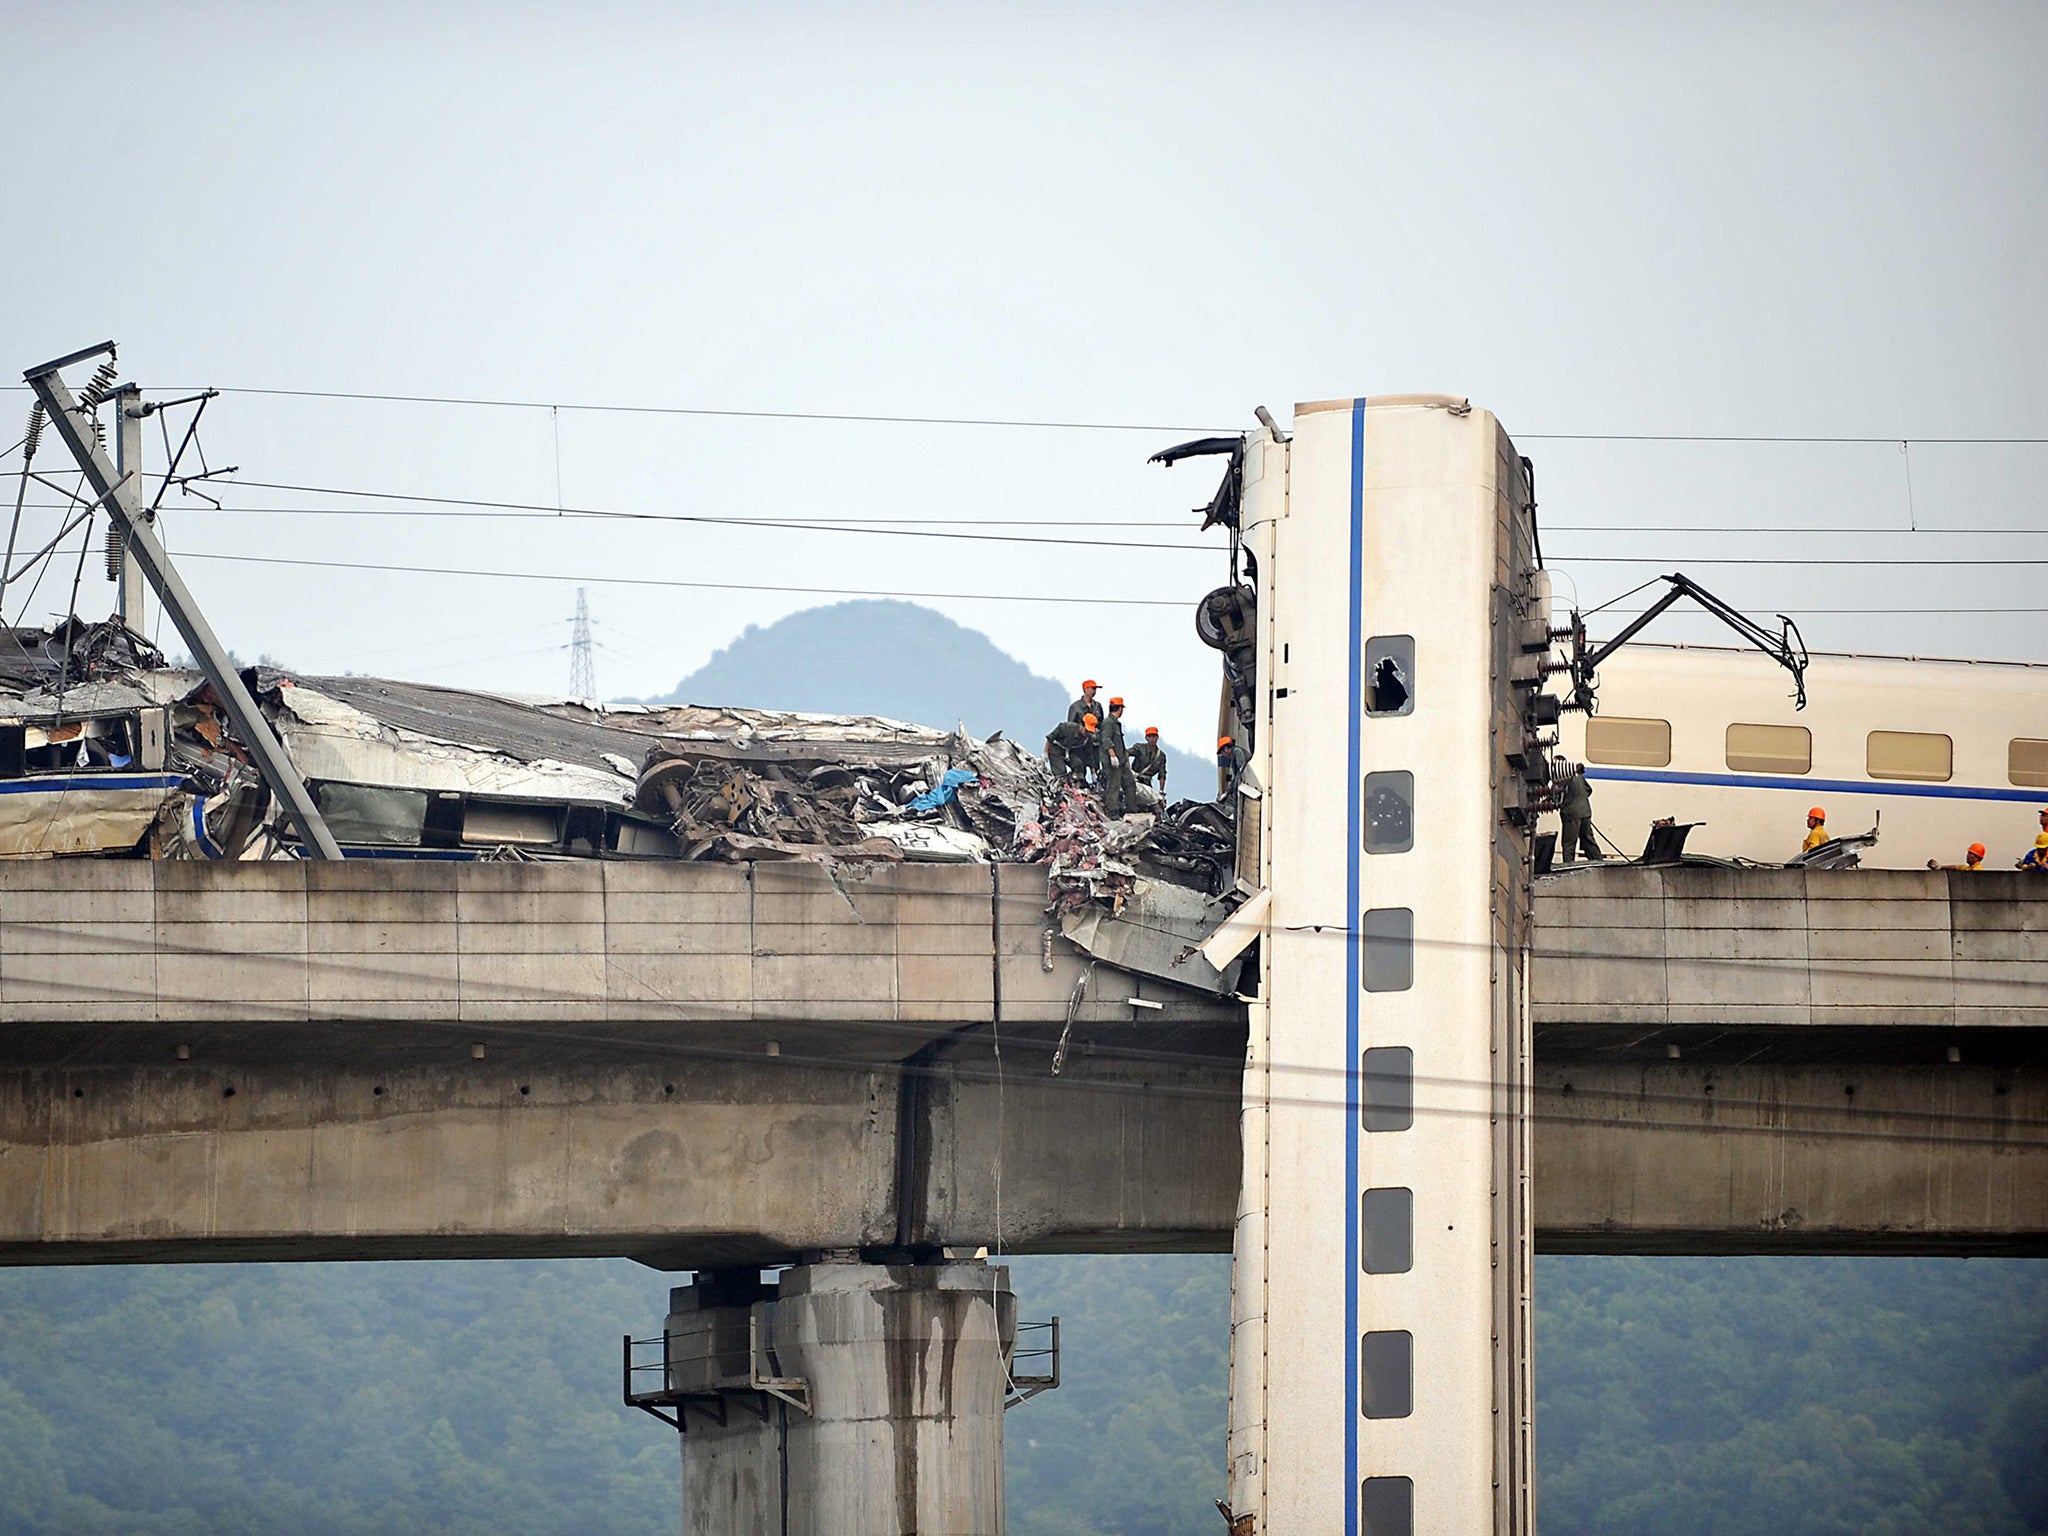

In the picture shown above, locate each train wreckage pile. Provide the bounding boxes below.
[0,620,1249,988]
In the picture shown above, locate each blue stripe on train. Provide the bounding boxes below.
[1583,766,2046,803]
[0,773,186,795]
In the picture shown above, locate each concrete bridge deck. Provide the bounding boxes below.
[0,861,2040,1265]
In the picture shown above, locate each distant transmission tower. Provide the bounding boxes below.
[568,588,597,701]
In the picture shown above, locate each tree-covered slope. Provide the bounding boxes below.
[0,1256,2040,1534]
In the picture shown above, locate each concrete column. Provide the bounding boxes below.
[669,1260,1015,1536]
[668,1272,783,1535]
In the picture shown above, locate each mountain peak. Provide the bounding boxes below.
[628,599,1070,743]
[629,600,1210,787]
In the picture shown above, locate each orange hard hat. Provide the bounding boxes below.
[1108,696,1124,707]
[1081,713,1098,729]
[1081,679,1098,690]
[1968,842,1987,859]
[1144,726,1159,737]
[1218,735,1233,748]
[1808,807,1826,820]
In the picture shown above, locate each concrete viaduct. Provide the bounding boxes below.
[1,859,2041,1268]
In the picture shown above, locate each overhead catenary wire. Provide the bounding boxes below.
[9,550,2028,628]
[150,548,2048,618]
[7,380,2045,447]
[12,474,2047,563]
[172,549,1196,607]
[0,383,1235,435]
[16,486,2048,540]
[1554,554,2048,567]
[1519,431,2048,445]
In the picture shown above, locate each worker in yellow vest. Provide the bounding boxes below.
[1801,807,1829,855]
[2020,808,2048,871]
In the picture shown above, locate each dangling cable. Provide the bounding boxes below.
[58,504,97,690]
[7,471,87,631]
[2,403,45,594]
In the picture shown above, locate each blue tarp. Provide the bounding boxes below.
[907,768,977,813]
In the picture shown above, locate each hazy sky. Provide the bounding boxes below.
[4,2,2043,747]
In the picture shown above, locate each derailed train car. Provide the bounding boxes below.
[1555,642,2048,869]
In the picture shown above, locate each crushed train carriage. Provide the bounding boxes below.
[0,619,1251,994]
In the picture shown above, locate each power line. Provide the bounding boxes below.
[175,549,1194,607]
[1549,525,2048,537]
[197,478,1212,553]
[7,382,2046,445]
[1520,432,2048,445]
[67,545,2044,620]
[73,385,1234,435]
[1556,554,2048,567]
[1600,606,2048,616]
[16,489,2048,540]
[9,474,2042,562]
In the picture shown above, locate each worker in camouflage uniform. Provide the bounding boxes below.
[1068,678,1104,725]
[1217,735,1246,799]
[1558,766,1603,863]
[1130,726,1168,803]
[1099,696,1139,817]
[1045,713,1100,785]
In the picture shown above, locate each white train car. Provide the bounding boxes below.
[1555,642,2048,869]
[1229,396,1540,1536]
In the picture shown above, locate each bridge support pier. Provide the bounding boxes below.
[666,1259,1014,1536]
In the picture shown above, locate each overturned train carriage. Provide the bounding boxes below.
[0,627,1056,867]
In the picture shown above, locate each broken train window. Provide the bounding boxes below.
[1364,636,1414,717]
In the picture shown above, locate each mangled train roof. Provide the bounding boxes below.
[0,618,1251,993]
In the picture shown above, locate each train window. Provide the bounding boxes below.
[1363,771,1414,854]
[1361,1477,1414,1536]
[1360,1330,1414,1418]
[2010,739,2048,788]
[1867,730,1953,783]
[1584,715,1671,768]
[1361,1187,1414,1274]
[1360,909,1414,993]
[1360,1046,1415,1132]
[1365,636,1415,716]
[1725,723,1811,775]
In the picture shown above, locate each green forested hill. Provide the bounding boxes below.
[0,1254,2040,1534]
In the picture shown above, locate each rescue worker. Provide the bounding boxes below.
[1099,697,1138,817]
[2019,807,2048,871]
[1068,679,1104,726]
[1929,842,1988,872]
[1130,727,1169,802]
[1216,735,1246,798]
[1558,766,1602,863]
[1045,713,1101,785]
[1801,807,1830,855]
